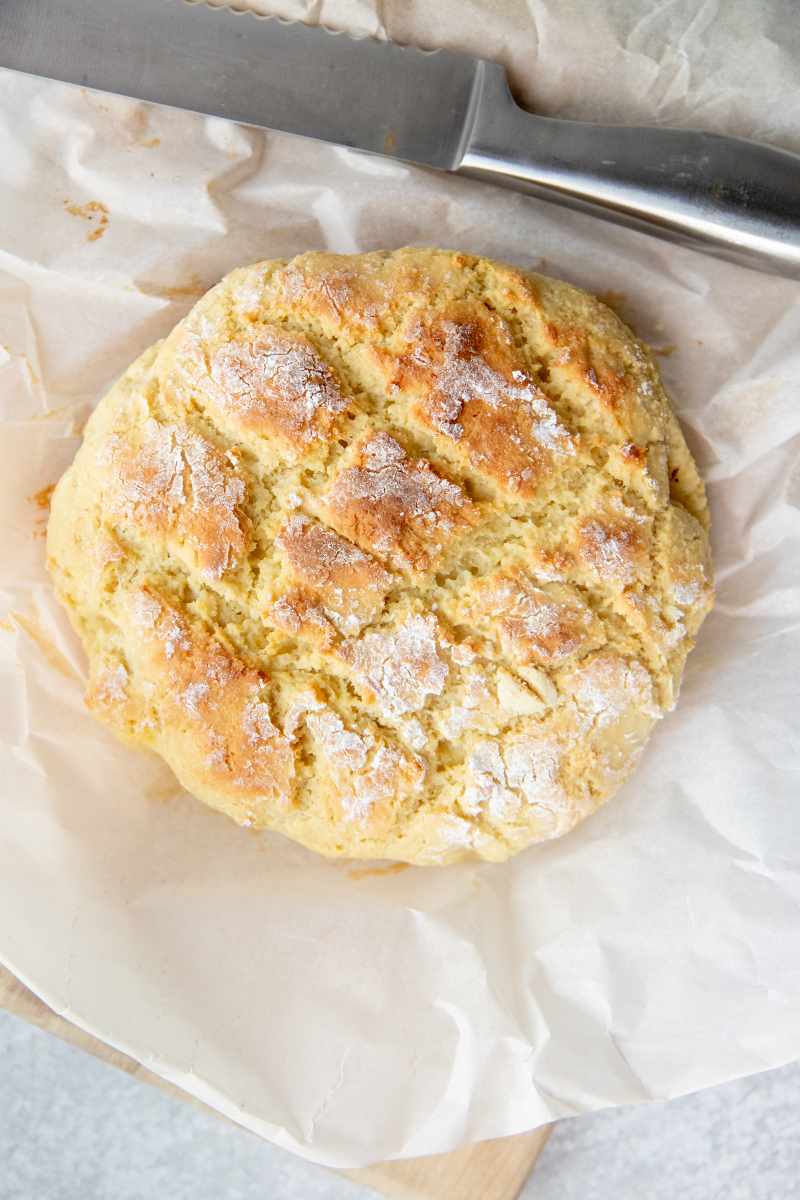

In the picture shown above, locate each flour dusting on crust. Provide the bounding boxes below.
[47,247,712,864]
[342,615,448,717]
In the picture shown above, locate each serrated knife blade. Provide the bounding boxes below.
[2,0,800,278]
[0,0,481,170]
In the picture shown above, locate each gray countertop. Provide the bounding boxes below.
[2,1011,798,1200]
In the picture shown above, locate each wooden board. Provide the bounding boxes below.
[343,1129,550,1199]
[0,963,549,1198]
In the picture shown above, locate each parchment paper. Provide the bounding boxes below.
[1,0,799,1167]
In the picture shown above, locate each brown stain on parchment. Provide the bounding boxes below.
[134,274,207,302]
[64,200,109,243]
[144,776,183,805]
[597,290,628,312]
[8,611,81,683]
[347,862,411,881]
[596,290,640,332]
[80,91,160,148]
[71,412,89,437]
[596,297,678,356]
[123,108,160,148]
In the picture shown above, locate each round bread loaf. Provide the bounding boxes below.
[47,249,713,864]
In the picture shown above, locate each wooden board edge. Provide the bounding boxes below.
[1,963,550,1199]
[343,1127,551,1200]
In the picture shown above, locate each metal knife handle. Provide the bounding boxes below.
[459,63,800,279]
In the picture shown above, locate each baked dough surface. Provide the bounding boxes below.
[47,249,712,863]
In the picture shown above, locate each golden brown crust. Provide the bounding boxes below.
[107,417,251,581]
[47,248,713,864]
[320,432,477,573]
[375,306,577,498]
[166,321,350,464]
[208,329,347,451]
[88,587,296,826]
[577,509,649,588]
[273,515,392,637]
[458,570,602,668]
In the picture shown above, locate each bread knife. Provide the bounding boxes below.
[2,0,799,278]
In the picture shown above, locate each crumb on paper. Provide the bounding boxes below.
[64,200,110,242]
[30,482,56,539]
[30,483,56,511]
[651,343,677,358]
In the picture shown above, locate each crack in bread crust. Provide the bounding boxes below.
[47,249,713,864]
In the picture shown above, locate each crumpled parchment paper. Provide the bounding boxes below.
[1,0,799,1168]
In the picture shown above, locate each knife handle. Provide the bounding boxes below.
[458,62,800,279]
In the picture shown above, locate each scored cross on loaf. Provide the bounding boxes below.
[47,249,713,864]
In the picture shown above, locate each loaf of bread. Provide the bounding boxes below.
[47,249,713,863]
